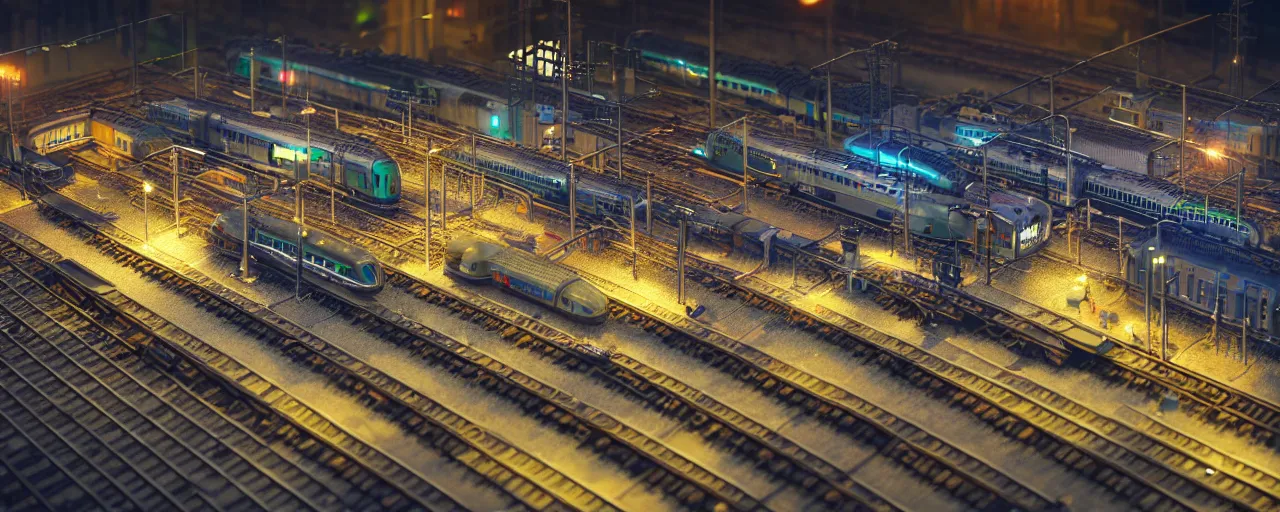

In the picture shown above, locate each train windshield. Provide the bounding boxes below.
[359,263,378,285]
[373,160,400,197]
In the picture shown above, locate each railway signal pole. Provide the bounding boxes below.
[897,145,912,258]
[249,47,257,113]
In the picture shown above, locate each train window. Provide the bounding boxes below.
[361,264,377,284]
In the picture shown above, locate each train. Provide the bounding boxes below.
[893,101,1265,248]
[436,140,645,220]
[146,97,402,208]
[1103,85,1279,178]
[696,128,1052,260]
[624,30,898,131]
[222,38,552,143]
[445,235,608,323]
[209,208,385,293]
[951,135,1262,248]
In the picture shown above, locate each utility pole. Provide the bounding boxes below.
[561,0,571,162]
[249,47,256,112]
[568,163,576,237]
[645,172,652,232]
[425,139,433,269]
[708,0,716,128]
[130,3,138,101]
[241,195,252,280]
[171,149,180,235]
[471,133,478,219]
[630,196,638,279]
[825,65,833,148]
[281,34,289,111]
[616,102,624,179]
[677,217,687,305]
[742,118,749,211]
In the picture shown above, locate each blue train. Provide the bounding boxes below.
[897,101,1264,248]
[625,30,898,130]
[696,128,1052,260]
[952,136,1261,247]
[147,98,401,208]
[438,140,645,220]
[210,209,385,293]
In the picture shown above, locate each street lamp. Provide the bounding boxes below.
[142,181,154,245]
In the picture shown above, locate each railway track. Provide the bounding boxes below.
[72,135,910,510]
[0,223,459,511]
[546,252,1058,510]
[31,175,799,511]
[614,231,1280,511]
[380,268,902,511]
[33,202,627,512]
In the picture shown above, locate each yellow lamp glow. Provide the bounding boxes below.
[143,182,154,194]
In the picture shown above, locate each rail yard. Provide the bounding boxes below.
[3,2,1280,511]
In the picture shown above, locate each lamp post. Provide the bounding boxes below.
[1161,269,1180,361]
[708,0,716,128]
[1145,246,1156,353]
[171,148,181,235]
[142,181,154,245]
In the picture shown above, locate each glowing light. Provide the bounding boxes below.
[800,0,822,5]
[300,106,316,115]
[0,66,19,83]
[676,60,685,66]
[143,182,154,194]
[490,115,500,128]
[1075,274,1088,284]
[355,9,373,24]
[1203,148,1222,159]
[692,147,706,157]
[1206,468,1217,476]
[1124,323,1135,335]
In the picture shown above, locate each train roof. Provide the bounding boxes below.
[215,208,378,264]
[91,109,173,144]
[1065,115,1175,152]
[489,246,583,286]
[447,139,640,196]
[153,98,389,162]
[1086,166,1183,204]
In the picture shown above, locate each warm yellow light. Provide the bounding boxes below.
[1124,323,1135,334]
[799,0,822,5]
[1075,274,1088,284]
[300,106,317,115]
[1204,148,1222,159]
[143,182,154,194]
[0,66,19,83]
